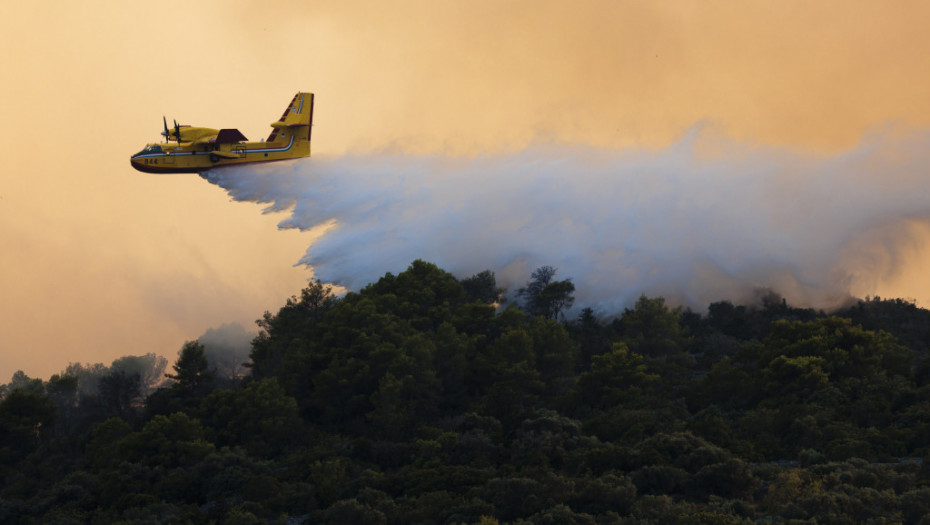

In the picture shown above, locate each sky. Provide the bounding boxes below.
[3,1,930,379]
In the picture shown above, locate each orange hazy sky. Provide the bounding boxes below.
[3,1,930,379]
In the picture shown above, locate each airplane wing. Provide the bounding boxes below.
[215,129,248,143]
[210,150,241,159]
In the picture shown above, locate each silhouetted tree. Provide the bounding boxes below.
[146,341,215,418]
[110,353,167,397]
[96,370,142,421]
[45,374,78,409]
[0,388,57,461]
[61,361,108,397]
[569,307,611,370]
[2,370,44,397]
[165,341,214,394]
[461,270,505,305]
[517,266,575,320]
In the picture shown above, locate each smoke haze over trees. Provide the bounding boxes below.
[2,260,930,523]
[198,322,253,384]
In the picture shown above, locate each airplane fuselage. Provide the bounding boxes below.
[131,92,313,174]
[131,135,308,173]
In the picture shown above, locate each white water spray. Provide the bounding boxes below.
[202,128,930,313]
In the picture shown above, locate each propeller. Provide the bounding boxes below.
[162,116,170,142]
[173,119,181,145]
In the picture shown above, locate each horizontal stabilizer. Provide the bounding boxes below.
[271,121,309,129]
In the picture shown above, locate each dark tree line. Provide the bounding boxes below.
[1,260,930,524]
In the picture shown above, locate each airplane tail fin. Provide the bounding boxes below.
[267,92,314,146]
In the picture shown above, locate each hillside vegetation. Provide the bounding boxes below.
[2,260,930,524]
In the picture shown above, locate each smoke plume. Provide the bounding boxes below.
[201,128,930,314]
[197,322,254,381]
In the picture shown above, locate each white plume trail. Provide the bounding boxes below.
[201,128,930,314]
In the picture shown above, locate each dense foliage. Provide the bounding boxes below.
[2,260,930,524]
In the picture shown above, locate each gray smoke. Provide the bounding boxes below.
[197,322,254,381]
[201,128,930,314]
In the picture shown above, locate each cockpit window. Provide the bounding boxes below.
[134,144,163,157]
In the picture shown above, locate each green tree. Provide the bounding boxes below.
[461,270,504,305]
[0,389,57,462]
[568,473,637,515]
[760,355,830,404]
[695,355,756,410]
[85,417,133,470]
[473,327,543,424]
[250,279,338,379]
[615,296,689,358]
[363,260,467,331]
[196,378,302,456]
[578,343,658,408]
[689,458,758,499]
[763,316,914,382]
[432,322,473,413]
[526,317,579,393]
[367,331,442,437]
[120,412,215,469]
[324,498,387,525]
[509,411,589,470]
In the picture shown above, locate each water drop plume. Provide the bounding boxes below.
[201,128,930,314]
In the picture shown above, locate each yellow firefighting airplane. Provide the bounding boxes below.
[130,92,313,173]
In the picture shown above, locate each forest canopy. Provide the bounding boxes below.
[2,260,929,524]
